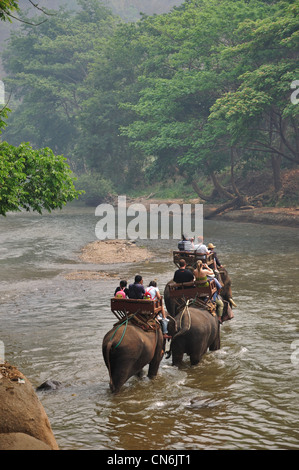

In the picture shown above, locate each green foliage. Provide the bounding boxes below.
[74,172,115,204]
[0,141,82,216]
[1,0,298,204]
[2,0,118,157]
[0,0,19,21]
[209,0,299,162]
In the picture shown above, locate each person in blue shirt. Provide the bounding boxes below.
[128,275,146,299]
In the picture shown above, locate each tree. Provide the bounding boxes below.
[2,0,118,160]
[0,140,81,216]
[209,0,299,194]
[76,20,149,187]
[0,0,82,216]
[121,0,275,201]
[0,1,19,22]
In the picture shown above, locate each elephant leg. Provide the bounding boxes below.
[172,350,184,366]
[209,325,221,351]
[171,340,184,366]
[109,371,129,394]
[189,352,202,366]
[148,334,164,379]
[148,359,160,379]
[136,369,145,378]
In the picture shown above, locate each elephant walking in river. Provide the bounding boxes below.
[102,319,164,393]
[165,302,221,366]
[163,268,236,366]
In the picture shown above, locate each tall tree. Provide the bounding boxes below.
[76,20,149,187]
[0,1,82,216]
[209,0,299,193]
[2,0,118,159]
[121,0,276,201]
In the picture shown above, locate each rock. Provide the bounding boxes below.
[0,362,59,450]
[0,433,52,450]
[36,380,62,392]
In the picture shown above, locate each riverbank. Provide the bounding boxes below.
[125,197,299,228]
[203,204,299,228]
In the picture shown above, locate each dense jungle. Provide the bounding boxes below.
[0,0,298,215]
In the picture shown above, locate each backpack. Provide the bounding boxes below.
[115,288,126,299]
[178,240,185,251]
[144,286,157,300]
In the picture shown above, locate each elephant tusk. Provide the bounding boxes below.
[229,298,237,308]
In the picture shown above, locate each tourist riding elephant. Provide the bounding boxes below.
[102,319,164,393]
[165,267,236,321]
[163,268,236,366]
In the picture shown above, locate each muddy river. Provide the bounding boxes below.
[0,205,298,450]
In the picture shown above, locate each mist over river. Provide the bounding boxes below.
[0,205,298,450]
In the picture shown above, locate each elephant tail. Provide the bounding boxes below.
[175,301,192,338]
[103,340,115,393]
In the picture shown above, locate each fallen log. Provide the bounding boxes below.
[205,196,249,219]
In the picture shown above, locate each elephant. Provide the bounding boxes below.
[163,268,236,366]
[102,317,164,393]
[164,299,221,366]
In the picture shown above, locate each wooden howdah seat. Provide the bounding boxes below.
[111,297,163,322]
[167,279,217,301]
[173,250,214,269]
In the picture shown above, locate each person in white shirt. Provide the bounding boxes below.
[194,236,209,253]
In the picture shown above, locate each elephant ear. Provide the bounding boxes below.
[164,281,177,316]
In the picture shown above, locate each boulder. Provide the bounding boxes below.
[0,433,52,450]
[0,362,59,450]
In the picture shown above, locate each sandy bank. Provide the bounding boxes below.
[79,239,153,264]
[64,239,154,280]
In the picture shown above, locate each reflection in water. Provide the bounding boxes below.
[0,206,298,450]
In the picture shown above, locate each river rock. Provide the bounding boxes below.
[36,380,62,392]
[0,433,52,450]
[0,362,59,450]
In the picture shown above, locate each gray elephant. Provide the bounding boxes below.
[164,268,236,366]
[164,297,221,366]
[102,317,164,393]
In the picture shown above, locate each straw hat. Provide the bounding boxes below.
[208,243,216,249]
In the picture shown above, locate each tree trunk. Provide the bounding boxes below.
[190,180,213,202]
[230,147,243,198]
[208,168,234,200]
[205,195,248,219]
[271,154,282,192]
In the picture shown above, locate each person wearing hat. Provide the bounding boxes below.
[208,243,223,271]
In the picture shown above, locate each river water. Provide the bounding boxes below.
[0,205,298,450]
